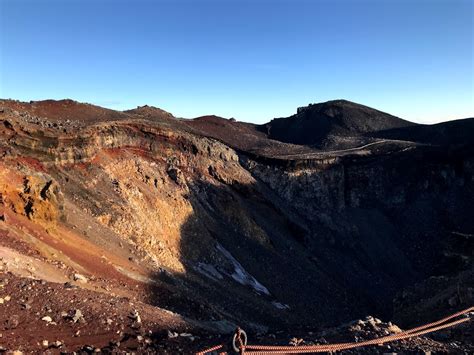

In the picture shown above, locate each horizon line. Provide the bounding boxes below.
[1,96,473,125]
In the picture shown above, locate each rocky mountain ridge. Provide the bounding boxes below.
[0,98,472,353]
[264,99,415,148]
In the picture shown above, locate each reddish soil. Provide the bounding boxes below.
[1,99,130,123]
[0,274,198,354]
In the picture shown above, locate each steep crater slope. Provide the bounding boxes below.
[0,99,473,351]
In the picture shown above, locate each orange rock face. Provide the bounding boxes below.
[0,167,63,224]
[0,98,473,353]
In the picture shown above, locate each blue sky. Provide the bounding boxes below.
[1,0,472,124]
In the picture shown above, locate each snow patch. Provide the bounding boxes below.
[216,243,270,296]
[194,262,224,281]
[272,301,290,310]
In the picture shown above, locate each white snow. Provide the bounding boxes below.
[194,262,224,281]
[272,301,290,310]
[216,243,270,296]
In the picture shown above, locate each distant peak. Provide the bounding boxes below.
[296,99,365,115]
[125,105,174,118]
[32,99,84,106]
[266,99,414,147]
[193,115,224,121]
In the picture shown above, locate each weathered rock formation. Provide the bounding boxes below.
[0,98,472,339]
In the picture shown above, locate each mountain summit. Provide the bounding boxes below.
[264,99,414,147]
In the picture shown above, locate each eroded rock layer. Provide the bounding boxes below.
[0,99,473,352]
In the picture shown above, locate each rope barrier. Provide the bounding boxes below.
[196,344,225,355]
[244,317,471,354]
[244,307,474,352]
[196,307,473,354]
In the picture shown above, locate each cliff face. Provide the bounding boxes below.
[0,99,473,336]
[243,147,473,321]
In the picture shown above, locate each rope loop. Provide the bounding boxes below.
[232,327,248,353]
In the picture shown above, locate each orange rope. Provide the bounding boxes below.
[390,306,474,335]
[195,307,473,354]
[245,306,474,352]
[196,343,225,355]
[244,317,471,354]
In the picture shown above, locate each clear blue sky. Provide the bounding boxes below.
[1,0,472,124]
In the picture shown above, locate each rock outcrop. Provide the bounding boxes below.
[0,98,472,352]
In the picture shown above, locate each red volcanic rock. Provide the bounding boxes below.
[0,98,473,353]
[1,99,130,123]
